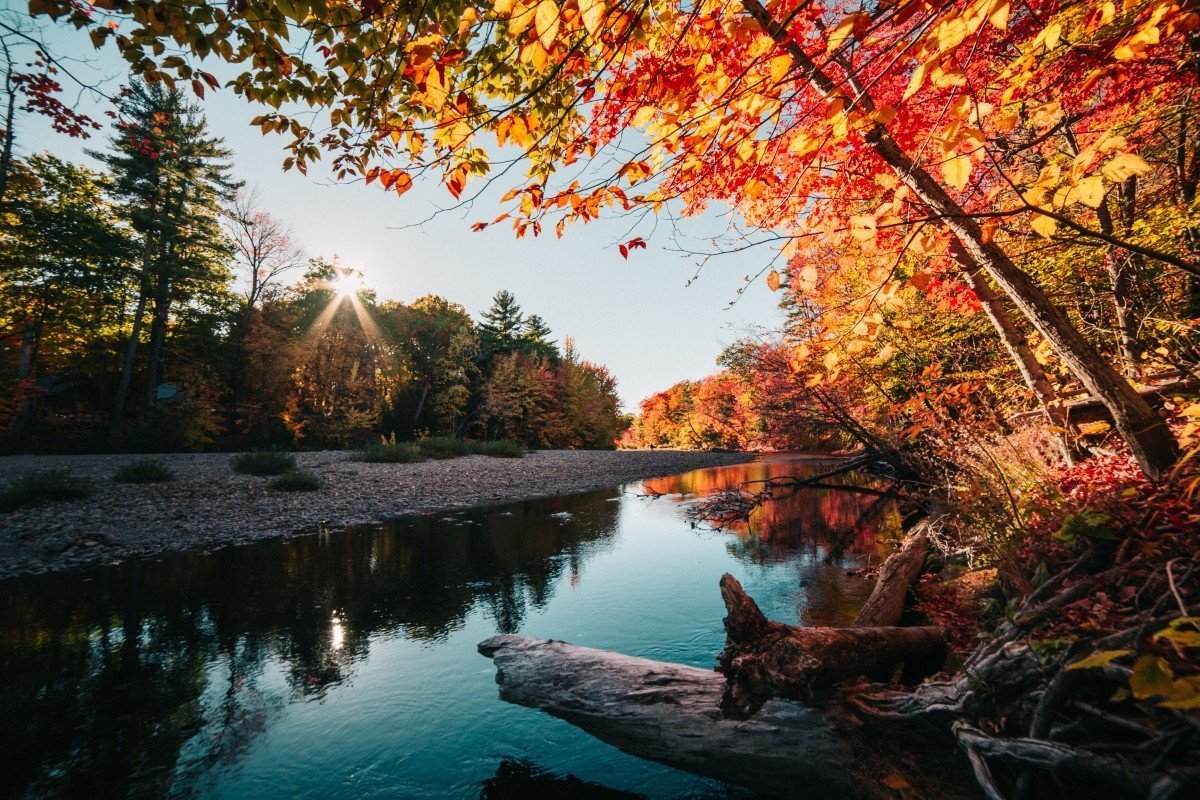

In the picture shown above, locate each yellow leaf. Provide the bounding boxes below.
[1031,212,1057,238]
[1102,153,1152,182]
[1074,175,1105,208]
[849,215,877,242]
[766,269,781,292]
[871,106,896,126]
[631,106,657,127]
[534,0,560,49]
[988,0,1010,30]
[579,0,606,37]
[1043,21,1062,49]
[1065,649,1132,671]
[826,17,856,54]
[769,54,792,84]
[942,154,971,191]
[493,0,516,15]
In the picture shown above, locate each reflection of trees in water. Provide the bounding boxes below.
[648,458,903,628]
[0,489,620,800]
[644,458,902,563]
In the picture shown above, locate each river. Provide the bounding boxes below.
[0,454,900,799]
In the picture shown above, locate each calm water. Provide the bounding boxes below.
[0,455,900,799]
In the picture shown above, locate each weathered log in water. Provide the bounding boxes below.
[477,634,890,800]
[717,574,946,715]
[476,524,947,796]
[853,520,932,628]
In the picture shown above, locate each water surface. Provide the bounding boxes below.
[0,455,899,799]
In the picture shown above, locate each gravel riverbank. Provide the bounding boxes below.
[0,449,753,578]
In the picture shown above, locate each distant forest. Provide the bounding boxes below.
[0,83,626,453]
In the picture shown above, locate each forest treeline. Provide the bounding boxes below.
[0,84,625,453]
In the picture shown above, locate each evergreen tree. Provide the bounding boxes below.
[90,81,238,426]
[0,154,134,432]
[478,290,524,356]
[521,314,558,361]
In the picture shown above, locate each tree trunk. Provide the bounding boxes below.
[478,634,889,800]
[13,316,41,432]
[112,288,149,429]
[717,574,946,715]
[853,522,931,628]
[143,281,172,421]
[413,384,430,430]
[740,0,1179,479]
[952,246,1077,462]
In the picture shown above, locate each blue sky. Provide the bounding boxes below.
[16,17,784,411]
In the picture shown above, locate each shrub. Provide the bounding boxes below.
[1,469,93,513]
[471,439,525,458]
[232,450,296,476]
[270,470,321,492]
[417,436,472,459]
[353,440,422,463]
[113,459,174,484]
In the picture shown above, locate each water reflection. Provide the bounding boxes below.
[0,456,899,800]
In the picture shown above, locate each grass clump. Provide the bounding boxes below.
[470,439,525,458]
[113,459,174,484]
[232,450,296,476]
[1,469,93,513]
[417,436,472,459]
[270,470,321,492]
[353,439,422,463]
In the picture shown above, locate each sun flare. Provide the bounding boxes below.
[332,272,360,298]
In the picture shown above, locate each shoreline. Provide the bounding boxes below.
[0,449,755,579]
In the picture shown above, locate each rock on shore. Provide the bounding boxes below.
[0,449,753,578]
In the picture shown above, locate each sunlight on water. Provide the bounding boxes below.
[0,455,899,800]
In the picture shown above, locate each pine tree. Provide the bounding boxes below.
[521,314,558,361]
[91,81,238,425]
[478,290,525,356]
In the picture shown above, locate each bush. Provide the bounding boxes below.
[417,436,472,459]
[113,459,174,484]
[353,440,422,463]
[470,439,525,458]
[270,470,321,492]
[232,450,296,476]
[1,469,93,513]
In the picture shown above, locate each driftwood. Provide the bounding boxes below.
[853,519,933,627]
[477,634,889,800]
[476,523,946,797]
[716,573,945,714]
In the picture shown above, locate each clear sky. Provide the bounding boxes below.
[16,18,784,411]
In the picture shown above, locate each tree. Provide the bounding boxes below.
[380,294,479,437]
[479,290,526,357]
[91,81,238,427]
[224,187,303,427]
[0,153,133,431]
[521,314,559,361]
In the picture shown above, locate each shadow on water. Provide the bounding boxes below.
[0,455,899,800]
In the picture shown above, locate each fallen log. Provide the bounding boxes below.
[853,519,933,627]
[478,633,889,800]
[718,574,946,714]
[476,527,947,795]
